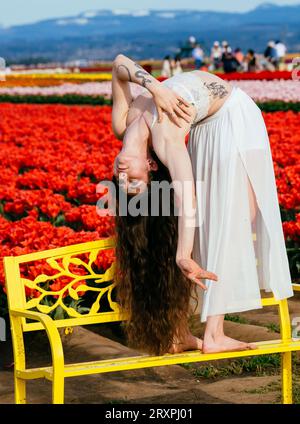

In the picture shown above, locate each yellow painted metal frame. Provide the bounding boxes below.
[3,237,300,404]
[292,284,300,292]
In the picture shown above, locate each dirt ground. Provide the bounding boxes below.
[1,293,300,404]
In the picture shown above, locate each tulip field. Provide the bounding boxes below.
[0,70,299,313]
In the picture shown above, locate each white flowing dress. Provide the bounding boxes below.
[149,71,294,323]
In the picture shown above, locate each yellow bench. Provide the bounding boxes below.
[3,237,300,404]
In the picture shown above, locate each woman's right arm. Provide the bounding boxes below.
[151,116,218,289]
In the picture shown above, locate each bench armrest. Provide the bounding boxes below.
[10,309,64,373]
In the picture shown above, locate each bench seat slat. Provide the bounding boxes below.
[16,339,300,380]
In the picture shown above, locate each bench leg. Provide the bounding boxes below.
[15,376,26,404]
[52,375,65,404]
[11,318,26,404]
[281,351,292,404]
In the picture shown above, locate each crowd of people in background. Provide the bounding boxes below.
[161,35,288,76]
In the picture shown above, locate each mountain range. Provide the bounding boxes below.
[0,3,299,63]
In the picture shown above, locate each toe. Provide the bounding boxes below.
[247,343,257,350]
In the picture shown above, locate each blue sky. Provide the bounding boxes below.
[1,0,299,26]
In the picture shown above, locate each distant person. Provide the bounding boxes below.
[221,46,240,73]
[192,43,204,70]
[161,55,172,78]
[179,35,197,59]
[172,56,183,75]
[170,56,176,73]
[263,41,278,70]
[275,40,287,70]
[221,40,232,53]
[245,49,257,72]
[234,48,244,65]
[210,41,222,70]
[188,35,196,48]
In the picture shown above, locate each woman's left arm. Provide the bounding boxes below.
[113,54,161,95]
[111,54,162,140]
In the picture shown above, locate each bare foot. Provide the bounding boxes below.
[202,335,257,354]
[168,333,203,354]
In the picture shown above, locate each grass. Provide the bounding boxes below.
[181,354,281,379]
[182,355,300,404]
[266,323,281,333]
[225,313,281,334]
[241,373,300,404]
[224,315,280,333]
[224,314,249,324]
[292,376,300,404]
[182,354,300,402]
[243,381,281,395]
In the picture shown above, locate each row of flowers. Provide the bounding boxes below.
[215,71,295,81]
[0,103,298,309]
[158,71,297,81]
[0,70,295,88]
[0,73,112,87]
[0,79,299,104]
[232,80,300,103]
[0,82,113,97]
[0,94,111,106]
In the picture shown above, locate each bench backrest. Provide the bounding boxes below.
[4,236,293,341]
[4,237,129,332]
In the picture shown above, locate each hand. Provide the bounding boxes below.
[176,258,218,291]
[152,85,194,128]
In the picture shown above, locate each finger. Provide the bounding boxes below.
[197,271,218,282]
[178,96,191,109]
[157,107,163,123]
[206,272,218,281]
[168,111,182,128]
[180,105,194,119]
[247,343,257,350]
[187,271,197,279]
[187,272,207,289]
[173,104,193,123]
[176,100,194,117]
[191,276,207,291]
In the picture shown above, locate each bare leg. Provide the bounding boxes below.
[201,177,259,354]
[202,314,257,354]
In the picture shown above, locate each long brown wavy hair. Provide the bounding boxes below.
[112,150,198,356]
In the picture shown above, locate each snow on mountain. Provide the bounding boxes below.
[131,10,150,17]
[156,12,176,19]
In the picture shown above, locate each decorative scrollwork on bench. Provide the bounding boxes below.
[21,248,119,318]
